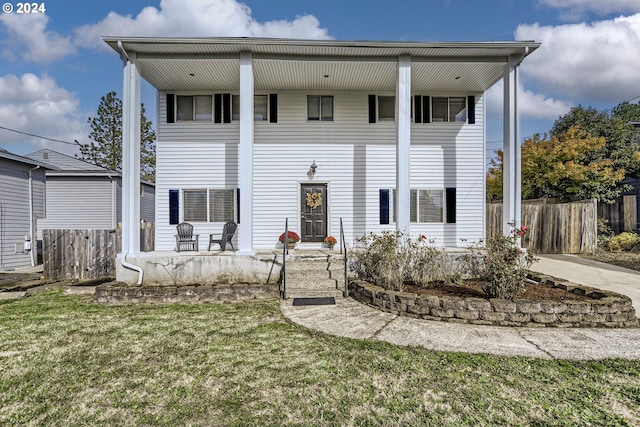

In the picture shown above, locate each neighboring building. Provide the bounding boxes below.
[105,37,539,256]
[26,149,155,239]
[0,148,52,270]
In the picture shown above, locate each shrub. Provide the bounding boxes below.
[350,231,462,291]
[463,226,537,300]
[607,232,640,252]
[350,230,408,291]
[597,218,614,250]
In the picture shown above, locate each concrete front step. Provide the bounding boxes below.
[285,287,345,299]
[282,256,348,298]
[285,277,338,289]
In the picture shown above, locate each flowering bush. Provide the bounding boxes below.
[350,231,461,291]
[463,224,537,300]
[279,231,300,244]
[324,235,337,248]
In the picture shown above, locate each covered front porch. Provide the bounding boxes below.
[106,37,539,285]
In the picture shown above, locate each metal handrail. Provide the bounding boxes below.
[340,217,348,297]
[281,218,288,300]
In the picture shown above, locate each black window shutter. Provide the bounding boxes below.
[414,95,422,123]
[379,189,390,224]
[236,188,240,224]
[166,94,175,123]
[467,95,476,124]
[214,94,222,123]
[423,96,431,123]
[269,94,278,123]
[368,95,377,123]
[223,93,231,123]
[169,189,179,225]
[445,187,456,224]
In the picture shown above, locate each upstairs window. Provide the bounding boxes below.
[176,95,212,122]
[432,97,466,122]
[368,95,395,123]
[231,94,277,122]
[308,95,334,121]
[414,96,474,124]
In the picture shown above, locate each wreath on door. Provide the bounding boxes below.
[306,192,323,209]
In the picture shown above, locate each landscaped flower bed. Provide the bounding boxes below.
[349,272,638,328]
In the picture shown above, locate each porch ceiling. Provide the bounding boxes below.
[107,37,539,93]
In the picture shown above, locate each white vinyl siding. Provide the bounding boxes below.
[155,90,485,250]
[38,177,115,234]
[0,159,46,270]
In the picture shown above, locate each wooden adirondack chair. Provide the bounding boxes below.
[208,221,237,251]
[175,222,199,252]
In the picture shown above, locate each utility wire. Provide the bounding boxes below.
[0,125,81,146]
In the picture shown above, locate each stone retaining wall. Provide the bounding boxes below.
[348,272,638,328]
[94,283,278,304]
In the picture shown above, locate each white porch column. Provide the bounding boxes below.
[396,55,412,235]
[238,51,254,255]
[502,55,521,237]
[121,52,141,254]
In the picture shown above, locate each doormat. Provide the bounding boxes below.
[292,297,336,306]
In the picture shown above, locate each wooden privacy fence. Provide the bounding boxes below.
[598,194,638,234]
[487,199,597,254]
[42,223,154,281]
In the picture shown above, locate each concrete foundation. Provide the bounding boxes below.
[116,251,282,285]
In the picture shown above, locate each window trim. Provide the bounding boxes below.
[307,95,334,121]
[182,188,237,223]
[377,95,395,121]
[430,96,467,123]
[391,188,445,224]
[231,94,277,122]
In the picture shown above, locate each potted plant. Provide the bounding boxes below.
[324,235,337,250]
[279,231,300,248]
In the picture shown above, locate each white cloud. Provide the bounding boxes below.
[0,13,74,64]
[0,74,87,155]
[74,0,332,49]
[538,0,640,20]
[486,81,573,122]
[516,13,640,104]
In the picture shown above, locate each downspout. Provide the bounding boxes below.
[28,166,39,267]
[117,39,143,286]
[121,251,143,286]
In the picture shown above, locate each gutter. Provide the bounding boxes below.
[116,40,143,286]
[117,40,130,61]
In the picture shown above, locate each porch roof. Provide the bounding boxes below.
[103,37,539,93]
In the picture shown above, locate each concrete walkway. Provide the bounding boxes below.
[530,254,640,311]
[281,254,640,361]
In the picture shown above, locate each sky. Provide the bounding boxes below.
[2,0,640,164]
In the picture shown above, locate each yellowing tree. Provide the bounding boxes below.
[487,126,633,203]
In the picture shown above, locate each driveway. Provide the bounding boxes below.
[530,254,640,313]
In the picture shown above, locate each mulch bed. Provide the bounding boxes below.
[403,279,593,302]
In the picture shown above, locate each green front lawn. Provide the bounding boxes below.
[1,292,639,426]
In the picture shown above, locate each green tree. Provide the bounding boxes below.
[77,91,156,182]
[551,104,640,178]
[487,127,629,203]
